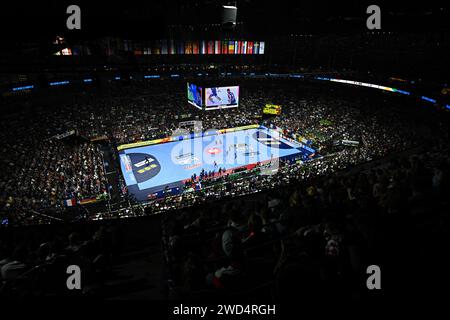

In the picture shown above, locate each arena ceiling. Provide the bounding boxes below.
[0,1,448,81]
[0,1,448,41]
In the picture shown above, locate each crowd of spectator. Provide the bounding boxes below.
[0,77,448,301]
[0,113,108,224]
[161,137,449,301]
[0,79,447,226]
[0,223,119,298]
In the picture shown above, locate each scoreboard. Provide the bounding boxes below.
[263,104,282,115]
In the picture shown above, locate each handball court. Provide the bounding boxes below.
[119,126,317,202]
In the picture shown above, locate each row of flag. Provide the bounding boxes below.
[124,40,265,55]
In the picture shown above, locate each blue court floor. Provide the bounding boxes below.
[119,127,316,201]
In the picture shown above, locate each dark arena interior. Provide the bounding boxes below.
[0,0,449,313]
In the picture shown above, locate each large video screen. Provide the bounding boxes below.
[205,86,239,110]
[263,104,282,115]
[187,83,203,109]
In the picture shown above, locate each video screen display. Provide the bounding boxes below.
[263,104,282,115]
[187,83,203,109]
[205,86,239,109]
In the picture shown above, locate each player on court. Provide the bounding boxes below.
[227,88,236,105]
[208,87,221,104]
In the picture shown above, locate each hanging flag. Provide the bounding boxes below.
[64,198,76,207]
[215,41,221,54]
[207,41,214,54]
[201,40,206,54]
[228,41,235,54]
[192,41,199,54]
[169,40,176,54]
[259,41,265,54]
[161,40,168,54]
